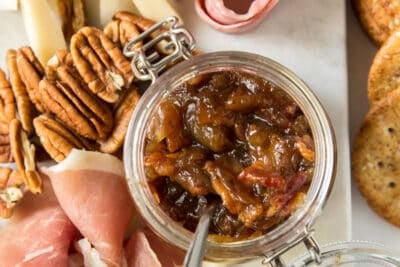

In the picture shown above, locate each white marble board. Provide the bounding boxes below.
[0,0,350,265]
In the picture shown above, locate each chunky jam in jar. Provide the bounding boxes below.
[144,71,314,240]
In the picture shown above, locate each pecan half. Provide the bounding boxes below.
[70,0,85,35]
[71,26,134,103]
[113,11,170,54]
[34,114,90,162]
[0,125,10,146]
[0,121,12,163]
[113,11,156,33]
[0,68,16,124]
[54,0,85,41]
[0,167,24,218]
[99,86,140,153]
[16,47,46,113]
[104,19,141,49]
[0,167,24,193]
[6,49,35,135]
[9,119,42,194]
[0,168,12,189]
[46,49,74,80]
[39,65,113,140]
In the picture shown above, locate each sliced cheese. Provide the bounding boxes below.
[20,0,67,65]
[0,0,18,10]
[132,0,183,23]
[85,0,140,28]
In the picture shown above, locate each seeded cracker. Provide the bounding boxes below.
[352,88,400,227]
[368,29,400,105]
[353,0,400,46]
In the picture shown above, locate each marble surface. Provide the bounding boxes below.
[347,2,400,249]
[0,0,353,265]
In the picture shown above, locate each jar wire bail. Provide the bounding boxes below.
[262,228,322,266]
[123,16,196,84]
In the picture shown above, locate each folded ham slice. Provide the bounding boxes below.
[125,228,185,267]
[10,174,58,223]
[195,0,279,33]
[45,149,134,267]
[0,177,78,267]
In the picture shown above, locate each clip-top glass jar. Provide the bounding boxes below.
[291,241,400,266]
[123,17,400,266]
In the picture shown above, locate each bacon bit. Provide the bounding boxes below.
[238,162,286,189]
[266,171,307,217]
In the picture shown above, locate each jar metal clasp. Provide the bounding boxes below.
[123,16,196,83]
[262,228,322,266]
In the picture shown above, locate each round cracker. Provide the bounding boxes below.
[368,30,400,105]
[352,0,400,46]
[352,89,400,227]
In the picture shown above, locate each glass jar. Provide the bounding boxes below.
[123,50,337,262]
[291,241,400,266]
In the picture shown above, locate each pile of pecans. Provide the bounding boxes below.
[0,12,165,218]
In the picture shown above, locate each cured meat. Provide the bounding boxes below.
[0,177,78,267]
[45,149,134,267]
[195,0,280,32]
[125,228,184,267]
[125,230,161,267]
[68,253,84,267]
[10,175,58,223]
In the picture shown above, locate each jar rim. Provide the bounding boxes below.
[123,51,337,260]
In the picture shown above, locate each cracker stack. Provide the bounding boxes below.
[353,0,400,46]
[352,0,400,227]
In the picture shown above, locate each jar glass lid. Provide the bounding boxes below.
[290,241,400,266]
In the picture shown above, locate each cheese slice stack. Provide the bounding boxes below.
[132,0,183,23]
[20,0,67,65]
[85,0,139,27]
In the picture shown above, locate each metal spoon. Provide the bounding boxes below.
[183,203,216,267]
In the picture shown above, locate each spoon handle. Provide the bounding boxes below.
[183,206,214,267]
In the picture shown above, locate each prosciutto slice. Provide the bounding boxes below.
[10,175,58,223]
[195,0,280,32]
[0,177,78,267]
[45,149,134,267]
[125,228,185,267]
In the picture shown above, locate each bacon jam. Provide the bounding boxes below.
[144,71,314,240]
